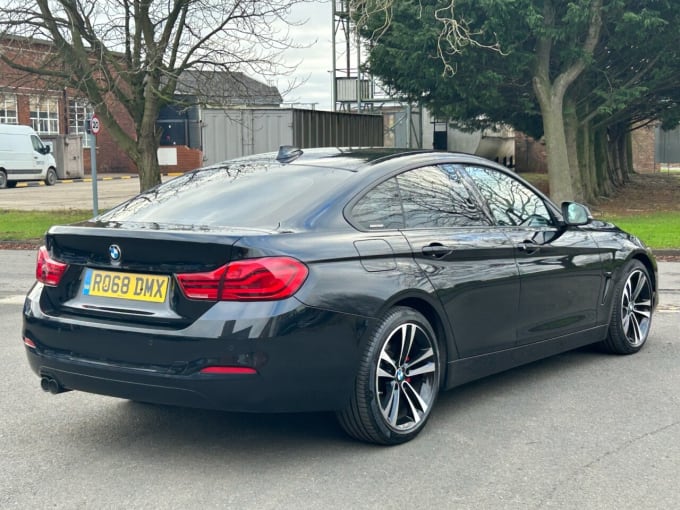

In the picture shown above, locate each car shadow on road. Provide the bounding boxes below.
[57,345,614,460]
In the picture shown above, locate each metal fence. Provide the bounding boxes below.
[655,125,680,164]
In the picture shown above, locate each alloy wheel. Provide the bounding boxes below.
[621,269,652,347]
[375,322,438,432]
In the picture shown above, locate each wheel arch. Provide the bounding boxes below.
[631,252,657,293]
[389,295,455,388]
[627,252,658,311]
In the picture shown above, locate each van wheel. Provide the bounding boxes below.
[45,167,57,186]
[0,170,7,189]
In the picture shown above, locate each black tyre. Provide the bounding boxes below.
[45,167,57,186]
[337,307,442,445]
[0,170,7,189]
[602,260,653,354]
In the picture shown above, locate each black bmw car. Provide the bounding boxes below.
[23,148,657,445]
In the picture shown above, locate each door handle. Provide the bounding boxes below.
[422,243,452,258]
[517,241,541,254]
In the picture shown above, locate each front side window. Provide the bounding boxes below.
[30,135,45,153]
[462,166,553,227]
[0,94,18,124]
[68,99,93,148]
[397,166,490,228]
[30,96,59,134]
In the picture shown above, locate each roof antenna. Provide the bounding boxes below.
[276,145,303,163]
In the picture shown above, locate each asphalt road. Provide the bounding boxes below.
[1,251,679,509]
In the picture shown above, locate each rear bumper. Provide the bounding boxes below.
[23,288,371,413]
[25,349,354,412]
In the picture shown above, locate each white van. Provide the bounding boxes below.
[0,124,58,189]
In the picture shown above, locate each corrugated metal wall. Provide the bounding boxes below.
[201,108,383,166]
[655,125,680,163]
[202,109,294,165]
[292,109,383,148]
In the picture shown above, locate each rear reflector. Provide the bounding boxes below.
[36,246,68,287]
[200,366,258,375]
[23,337,36,348]
[176,257,308,301]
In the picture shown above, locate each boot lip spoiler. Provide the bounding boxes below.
[46,223,277,238]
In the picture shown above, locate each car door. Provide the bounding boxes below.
[395,165,521,358]
[30,134,47,178]
[460,165,605,345]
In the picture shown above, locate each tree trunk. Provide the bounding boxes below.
[593,126,613,197]
[136,134,162,191]
[135,79,163,191]
[564,95,587,201]
[575,119,596,203]
[534,81,577,205]
[531,0,602,205]
[606,123,630,189]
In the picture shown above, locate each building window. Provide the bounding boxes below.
[0,94,18,124]
[30,96,59,134]
[68,99,94,148]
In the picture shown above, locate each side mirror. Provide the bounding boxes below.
[561,202,591,226]
[41,146,51,155]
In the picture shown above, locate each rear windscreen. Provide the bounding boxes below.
[97,162,352,229]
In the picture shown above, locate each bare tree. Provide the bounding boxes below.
[0,0,308,191]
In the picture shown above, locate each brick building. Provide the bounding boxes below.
[0,38,137,174]
[631,124,659,173]
[0,37,282,175]
[515,127,664,176]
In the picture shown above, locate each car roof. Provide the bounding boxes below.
[221,147,494,173]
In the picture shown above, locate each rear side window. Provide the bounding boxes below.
[351,177,404,229]
[349,165,490,230]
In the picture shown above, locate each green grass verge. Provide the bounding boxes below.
[0,210,93,241]
[602,212,680,250]
[1,209,677,250]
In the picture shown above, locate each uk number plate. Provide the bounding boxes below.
[82,269,170,303]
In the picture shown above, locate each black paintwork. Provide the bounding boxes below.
[22,149,658,412]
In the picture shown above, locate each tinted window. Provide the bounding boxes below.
[397,166,490,228]
[462,166,553,227]
[351,177,404,229]
[98,163,352,229]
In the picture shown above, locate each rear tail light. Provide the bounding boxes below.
[176,257,308,301]
[36,246,68,286]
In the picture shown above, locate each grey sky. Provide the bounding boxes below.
[278,1,334,109]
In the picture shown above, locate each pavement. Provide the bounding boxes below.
[11,172,183,188]
[0,173,177,211]
[659,261,680,312]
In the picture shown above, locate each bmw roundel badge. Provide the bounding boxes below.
[109,244,122,263]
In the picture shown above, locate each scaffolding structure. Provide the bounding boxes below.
[331,1,422,147]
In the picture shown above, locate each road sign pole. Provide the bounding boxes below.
[88,114,101,216]
[90,133,98,216]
